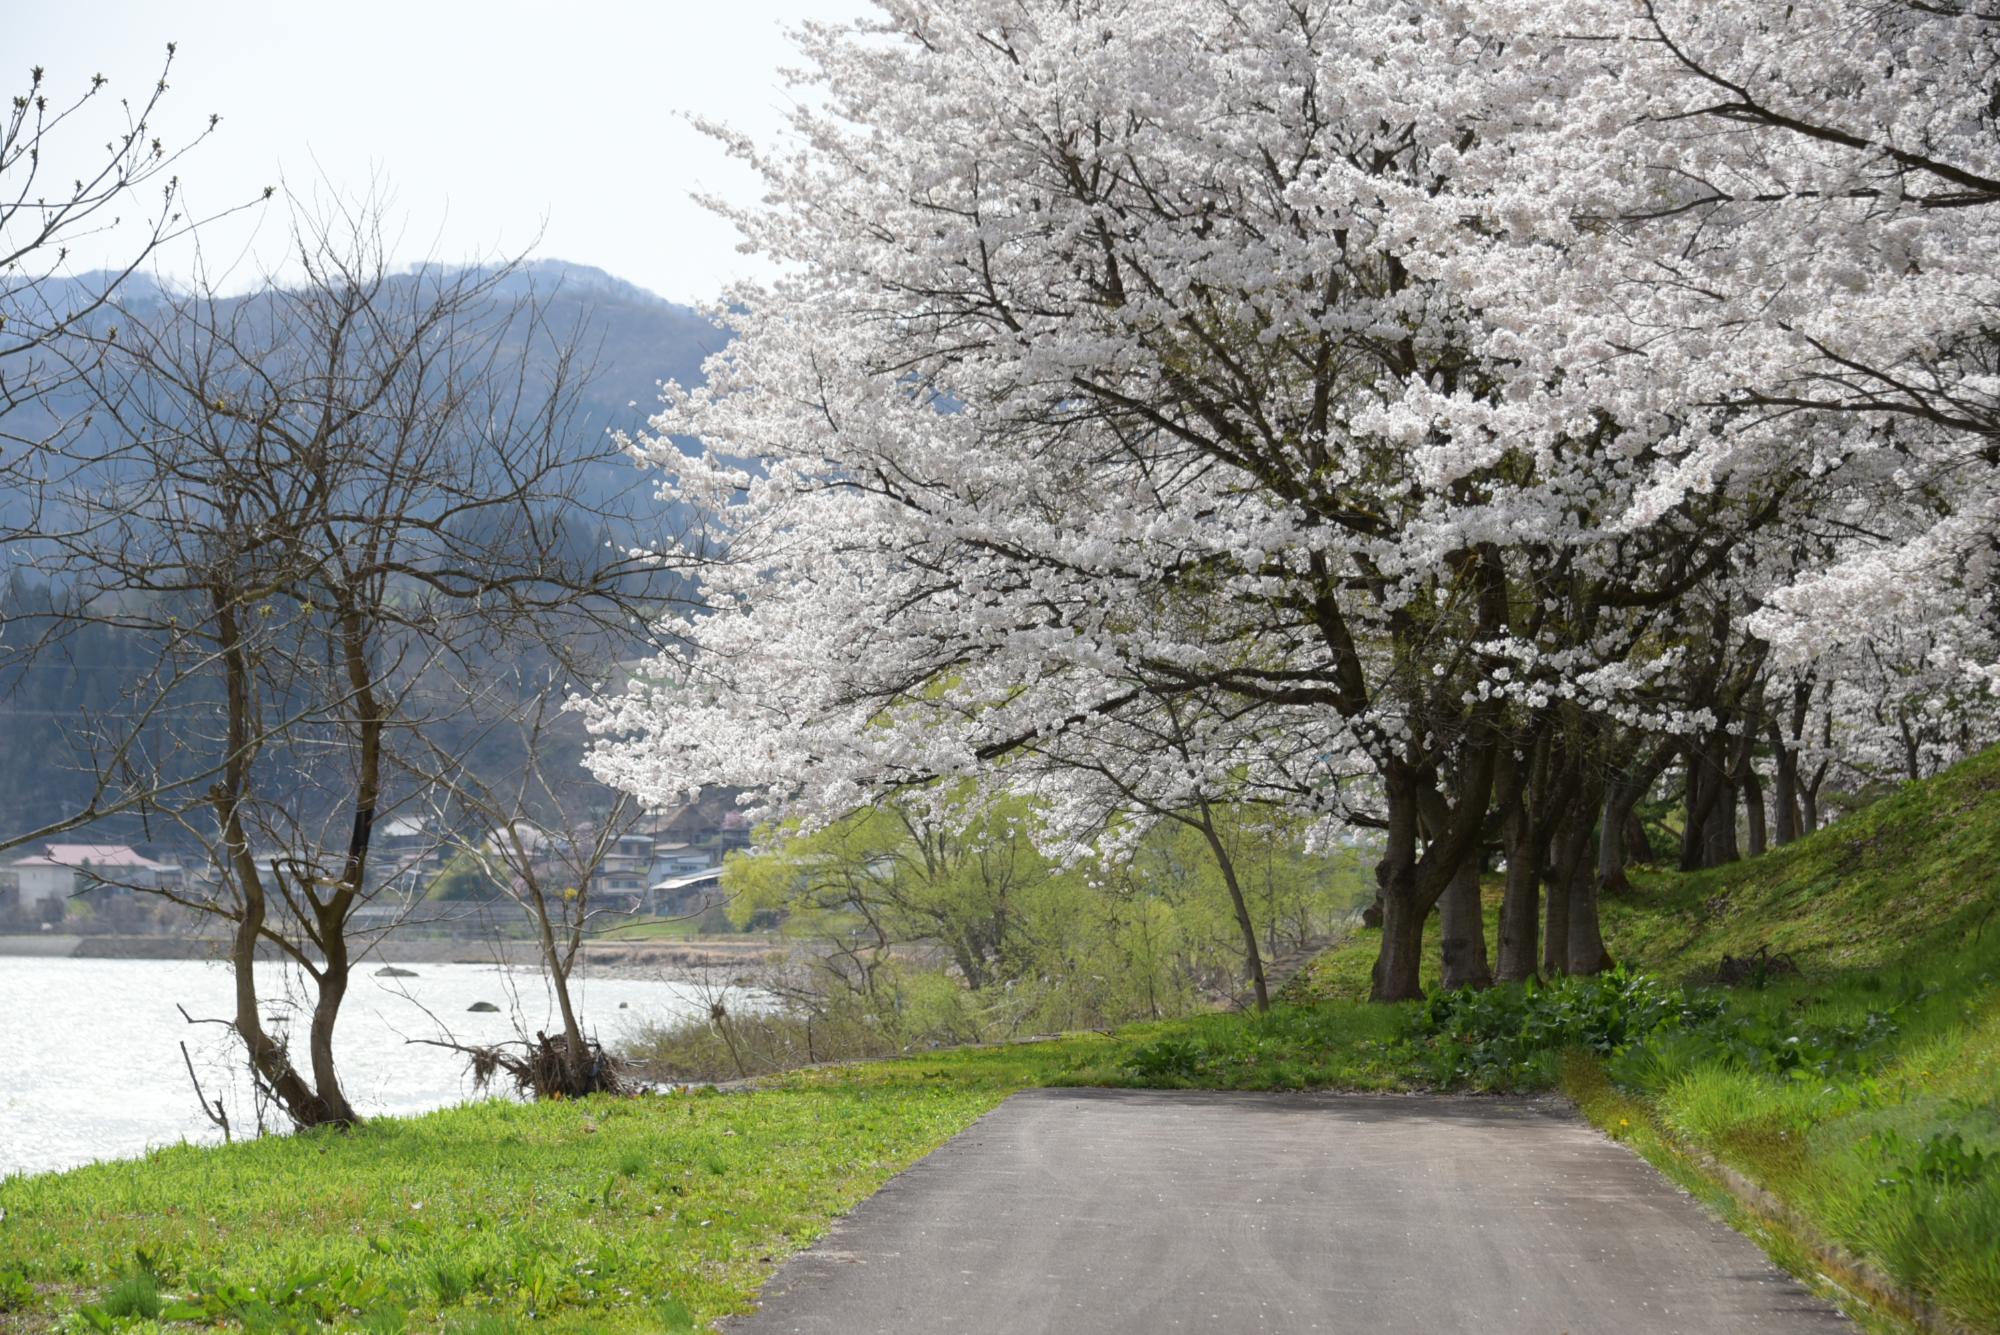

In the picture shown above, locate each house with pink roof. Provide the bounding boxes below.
[6,844,176,915]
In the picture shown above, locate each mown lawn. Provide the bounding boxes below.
[8,747,2000,1332]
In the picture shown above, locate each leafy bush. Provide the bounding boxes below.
[1872,1129,1994,1192]
[1416,967,1904,1093]
[1122,1038,1207,1082]
[1416,968,1722,1090]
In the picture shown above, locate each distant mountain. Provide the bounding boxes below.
[0,260,731,847]
[0,260,732,550]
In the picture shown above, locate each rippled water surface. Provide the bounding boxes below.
[0,956,738,1177]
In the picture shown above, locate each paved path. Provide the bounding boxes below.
[729,1088,1846,1334]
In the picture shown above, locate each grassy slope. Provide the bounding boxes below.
[1599,751,2000,1332]
[6,749,2000,1331]
[1605,744,2000,974]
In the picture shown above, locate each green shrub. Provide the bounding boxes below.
[1415,968,1722,1090]
[1122,1037,1207,1082]
[1417,967,1906,1093]
[1871,1129,1994,1192]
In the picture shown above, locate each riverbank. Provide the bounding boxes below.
[0,931,784,976]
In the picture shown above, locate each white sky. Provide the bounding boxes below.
[9,1,867,304]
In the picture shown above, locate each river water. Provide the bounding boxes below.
[0,956,741,1178]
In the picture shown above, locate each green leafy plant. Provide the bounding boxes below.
[1871,1130,1994,1192]
[0,1265,33,1313]
[1123,1037,1206,1081]
[1415,969,1726,1090]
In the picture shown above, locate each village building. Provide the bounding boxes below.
[3,844,180,917]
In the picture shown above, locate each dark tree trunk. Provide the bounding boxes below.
[1769,722,1801,845]
[1682,735,1741,870]
[1597,737,1673,889]
[213,597,353,1130]
[1741,763,1767,858]
[1370,772,1425,1002]
[1543,807,1595,976]
[1542,861,1571,978]
[226,880,332,1126]
[1624,806,1654,864]
[1680,743,1717,871]
[1373,735,1499,1002]
[1701,782,1740,866]
[1497,800,1542,983]
[1438,859,1492,992]
[306,943,357,1126]
[1564,779,1614,976]
[1566,855,1613,976]
[1801,762,1827,836]
[1374,886,1428,1004]
[1596,786,1628,895]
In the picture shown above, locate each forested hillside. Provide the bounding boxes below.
[0,261,715,847]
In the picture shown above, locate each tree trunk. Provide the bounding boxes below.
[1373,886,1428,1003]
[1596,786,1627,894]
[1801,762,1827,835]
[1196,799,1268,1012]
[1566,857,1613,976]
[1370,775,1425,1002]
[1565,797,1613,977]
[1624,806,1654,864]
[1701,780,1740,866]
[1740,763,1767,859]
[1536,783,1600,971]
[1542,863,1571,977]
[532,889,591,1089]
[306,943,357,1126]
[213,596,350,1129]
[1769,723,1800,845]
[1496,801,1542,983]
[1680,741,1719,870]
[225,880,328,1126]
[1438,859,1491,992]
[1682,734,1741,870]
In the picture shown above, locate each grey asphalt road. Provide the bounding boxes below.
[727,1088,1847,1334]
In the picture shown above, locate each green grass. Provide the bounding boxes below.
[1604,931,2000,1331]
[591,915,707,940]
[782,1000,1418,1097]
[0,1085,1005,1332]
[1605,745,2000,975]
[9,747,2000,1331]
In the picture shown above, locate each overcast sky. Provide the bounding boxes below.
[10,1,867,304]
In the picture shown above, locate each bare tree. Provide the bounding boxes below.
[2,45,259,533]
[4,192,664,1127]
[420,685,636,1098]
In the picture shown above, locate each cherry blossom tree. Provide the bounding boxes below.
[1461,0,1998,682]
[584,0,1724,999]
[589,0,1995,1001]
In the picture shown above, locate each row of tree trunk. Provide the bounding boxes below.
[1367,704,1832,1001]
